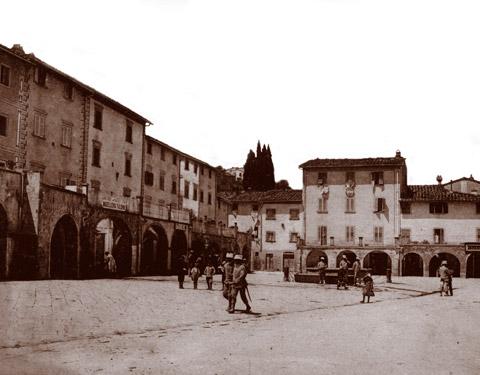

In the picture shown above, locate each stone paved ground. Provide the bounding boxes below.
[0,273,479,374]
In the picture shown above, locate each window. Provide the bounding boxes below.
[429,202,448,214]
[400,229,411,244]
[184,181,190,198]
[208,192,212,205]
[126,121,133,143]
[318,226,327,245]
[145,171,154,186]
[185,159,189,170]
[171,179,177,194]
[372,171,384,185]
[173,154,177,165]
[346,226,355,243]
[200,190,204,203]
[159,172,165,191]
[434,228,444,244]
[317,172,327,185]
[318,197,328,213]
[123,187,131,197]
[346,171,355,183]
[266,208,276,220]
[160,147,165,161]
[346,197,355,213]
[266,231,276,243]
[35,66,47,86]
[0,64,10,86]
[290,232,298,243]
[93,105,103,130]
[232,203,239,211]
[59,173,75,187]
[374,227,384,243]
[476,203,480,214]
[194,164,198,174]
[92,142,101,167]
[193,184,198,201]
[289,209,299,220]
[401,202,411,214]
[60,122,72,148]
[0,115,7,136]
[64,83,73,100]
[33,111,46,138]
[124,155,132,177]
[146,142,152,154]
[375,198,386,212]
[477,228,480,242]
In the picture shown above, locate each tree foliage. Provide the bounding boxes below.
[242,141,276,191]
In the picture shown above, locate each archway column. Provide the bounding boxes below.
[460,256,467,278]
[5,236,14,279]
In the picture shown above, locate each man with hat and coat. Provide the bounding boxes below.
[439,260,453,296]
[223,253,235,309]
[337,255,350,290]
[317,256,327,285]
[230,254,251,313]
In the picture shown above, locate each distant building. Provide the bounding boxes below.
[225,167,244,181]
[443,175,480,195]
[226,190,303,271]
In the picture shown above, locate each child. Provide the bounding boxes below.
[204,262,216,290]
[361,273,374,303]
[190,262,201,289]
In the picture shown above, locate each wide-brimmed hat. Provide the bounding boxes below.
[225,252,234,259]
[441,260,447,265]
[234,254,244,261]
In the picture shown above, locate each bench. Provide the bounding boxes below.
[295,268,372,284]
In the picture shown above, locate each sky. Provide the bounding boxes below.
[2,0,480,189]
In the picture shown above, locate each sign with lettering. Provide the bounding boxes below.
[466,243,480,252]
[102,197,127,211]
[175,223,189,231]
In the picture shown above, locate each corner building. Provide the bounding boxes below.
[299,151,407,275]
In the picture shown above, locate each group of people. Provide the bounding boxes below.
[317,255,375,303]
[177,252,252,313]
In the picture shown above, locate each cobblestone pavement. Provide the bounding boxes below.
[0,273,479,374]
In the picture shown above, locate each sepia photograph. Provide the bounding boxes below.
[0,0,480,374]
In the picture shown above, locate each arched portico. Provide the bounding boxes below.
[363,251,392,275]
[50,215,78,279]
[141,224,169,275]
[402,252,423,276]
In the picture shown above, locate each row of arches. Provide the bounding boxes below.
[306,249,480,277]
[49,214,189,279]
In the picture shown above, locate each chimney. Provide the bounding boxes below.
[395,150,401,158]
[436,175,443,185]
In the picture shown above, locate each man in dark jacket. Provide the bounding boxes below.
[177,255,188,289]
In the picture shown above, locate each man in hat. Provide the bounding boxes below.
[104,251,117,278]
[317,256,327,285]
[352,257,361,286]
[230,254,251,313]
[223,253,234,310]
[337,255,350,290]
[439,260,452,296]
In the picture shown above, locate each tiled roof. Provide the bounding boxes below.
[299,156,405,169]
[227,189,302,203]
[402,185,480,202]
[443,176,480,186]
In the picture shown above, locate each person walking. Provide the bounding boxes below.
[361,273,374,303]
[104,251,117,278]
[190,262,201,289]
[177,255,188,289]
[230,254,251,313]
[317,256,327,285]
[439,260,451,296]
[204,262,216,290]
[223,253,234,311]
[352,258,361,286]
[337,255,349,290]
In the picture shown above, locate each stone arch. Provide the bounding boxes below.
[363,251,392,275]
[429,253,460,277]
[141,224,169,276]
[306,249,329,268]
[337,250,357,267]
[50,214,78,279]
[171,229,188,274]
[0,205,7,279]
[466,252,480,278]
[402,252,424,276]
[95,217,133,277]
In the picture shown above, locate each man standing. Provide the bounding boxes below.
[439,260,451,296]
[337,255,349,290]
[230,254,251,313]
[104,251,117,278]
[317,256,327,285]
[177,255,188,289]
[223,253,234,310]
[352,258,361,286]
